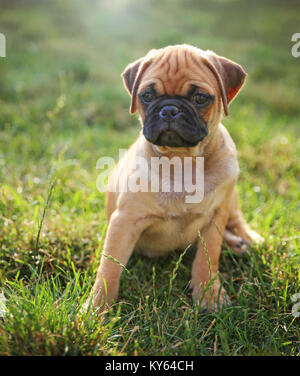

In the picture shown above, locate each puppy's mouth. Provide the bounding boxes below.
[155,130,185,147]
[142,97,208,148]
[150,128,205,147]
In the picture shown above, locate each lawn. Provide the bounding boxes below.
[0,0,299,356]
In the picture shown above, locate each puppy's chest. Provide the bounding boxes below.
[154,172,226,216]
[136,185,226,256]
[162,173,227,216]
[137,212,209,256]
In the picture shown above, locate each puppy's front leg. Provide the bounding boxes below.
[89,210,150,311]
[191,203,230,311]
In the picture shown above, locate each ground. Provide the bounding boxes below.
[0,0,299,355]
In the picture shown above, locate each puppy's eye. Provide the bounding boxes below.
[141,91,154,104]
[193,93,209,106]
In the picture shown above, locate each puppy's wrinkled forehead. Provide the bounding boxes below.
[122,44,247,115]
[140,46,216,97]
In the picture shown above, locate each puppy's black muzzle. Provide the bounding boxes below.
[143,97,208,148]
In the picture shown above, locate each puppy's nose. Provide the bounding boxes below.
[159,105,180,121]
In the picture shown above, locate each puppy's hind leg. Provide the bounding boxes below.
[225,188,263,254]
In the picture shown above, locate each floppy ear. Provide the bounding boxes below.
[203,51,247,116]
[121,56,153,114]
[122,57,144,95]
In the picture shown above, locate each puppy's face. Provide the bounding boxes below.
[122,45,246,149]
[138,82,211,148]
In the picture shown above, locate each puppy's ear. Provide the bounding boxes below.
[122,57,144,95]
[122,56,153,114]
[203,51,247,116]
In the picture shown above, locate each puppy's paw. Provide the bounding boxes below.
[81,288,111,317]
[79,299,101,318]
[224,229,249,254]
[191,280,231,312]
[224,227,264,254]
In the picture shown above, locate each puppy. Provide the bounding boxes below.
[87,44,263,312]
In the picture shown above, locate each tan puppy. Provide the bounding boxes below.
[88,44,263,312]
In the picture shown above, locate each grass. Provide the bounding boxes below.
[0,0,299,355]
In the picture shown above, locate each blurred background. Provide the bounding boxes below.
[0,0,299,165]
